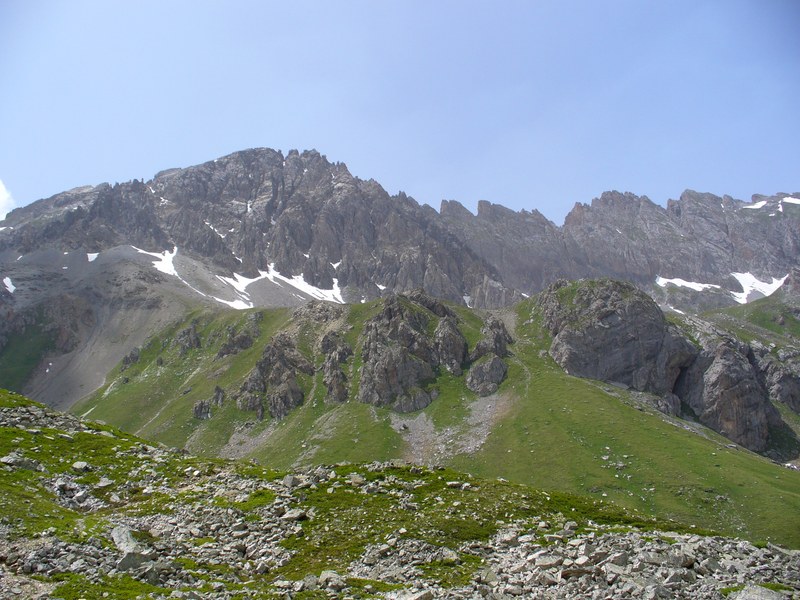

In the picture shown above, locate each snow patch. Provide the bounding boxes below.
[16,256,22,261]
[783,196,800,205]
[376,283,387,291]
[0,227,6,232]
[264,263,344,303]
[655,276,721,292]
[3,277,15,293]
[133,246,179,277]
[730,272,788,304]
[133,245,241,307]
[615,228,622,234]
[331,261,341,269]
[148,186,155,194]
[87,253,99,262]
[741,200,767,210]
[213,297,252,310]
[247,201,252,214]
[667,305,686,315]
[204,221,227,239]
[463,295,472,307]
[160,197,168,206]
[216,271,270,297]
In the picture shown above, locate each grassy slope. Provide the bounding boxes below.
[3,388,717,597]
[71,299,800,548]
[451,300,800,546]
[703,290,800,348]
[0,321,53,392]
[73,308,292,451]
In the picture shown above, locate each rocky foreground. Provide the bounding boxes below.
[1,396,798,599]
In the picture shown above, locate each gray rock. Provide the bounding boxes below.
[539,279,697,396]
[111,525,141,554]
[280,508,307,521]
[318,569,345,590]
[433,315,467,375]
[116,551,154,571]
[676,339,782,452]
[466,354,508,396]
[729,585,786,600]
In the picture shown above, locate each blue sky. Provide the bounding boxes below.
[1,0,798,223]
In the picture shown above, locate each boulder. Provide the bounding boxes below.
[469,316,513,362]
[193,400,211,420]
[466,354,508,396]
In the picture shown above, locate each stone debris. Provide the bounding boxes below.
[1,401,798,599]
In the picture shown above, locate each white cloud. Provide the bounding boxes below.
[0,179,15,221]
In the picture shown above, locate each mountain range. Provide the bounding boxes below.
[1,147,798,410]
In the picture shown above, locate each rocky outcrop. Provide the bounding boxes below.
[238,333,313,420]
[174,321,201,356]
[748,341,800,415]
[358,296,439,412]
[193,399,211,420]
[212,385,225,407]
[538,279,697,395]
[120,347,140,372]
[216,312,261,358]
[675,339,782,452]
[469,316,513,362]
[433,316,468,375]
[537,278,790,452]
[357,293,477,412]
[320,331,352,404]
[466,355,508,396]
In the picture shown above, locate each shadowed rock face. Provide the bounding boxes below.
[537,278,788,453]
[675,341,781,452]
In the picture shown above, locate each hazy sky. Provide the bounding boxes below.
[1,0,798,223]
